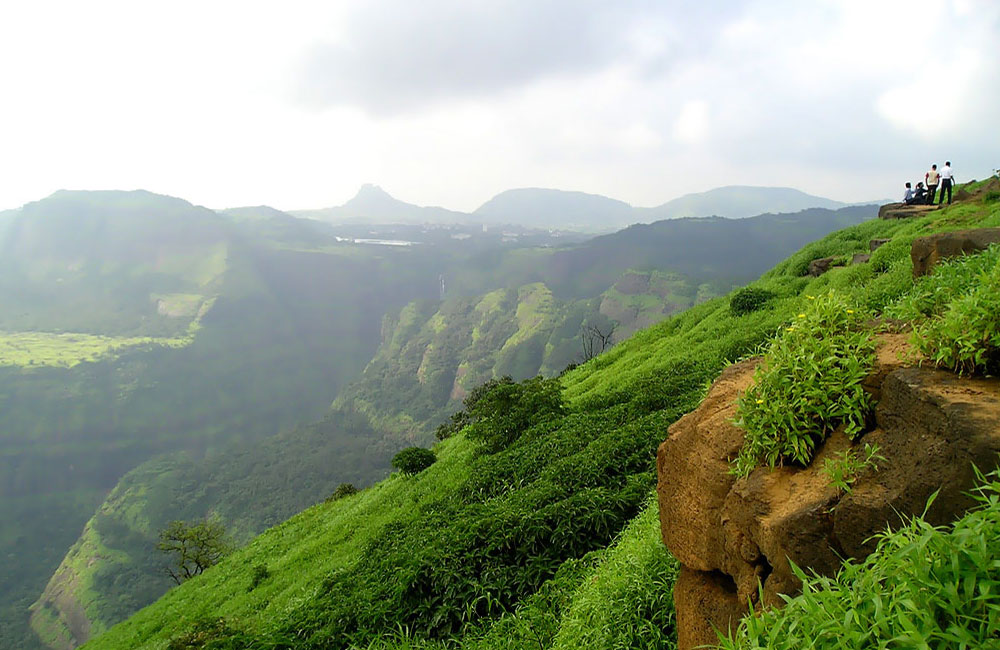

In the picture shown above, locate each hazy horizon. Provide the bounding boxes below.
[2,1,998,212]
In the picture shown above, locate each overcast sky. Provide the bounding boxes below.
[2,0,998,212]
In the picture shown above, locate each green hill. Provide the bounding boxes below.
[25,200,875,649]
[79,182,1000,649]
[0,191,460,650]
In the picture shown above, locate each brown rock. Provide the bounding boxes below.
[910,227,1000,278]
[807,256,842,277]
[657,358,757,572]
[878,202,939,220]
[851,253,871,265]
[658,334,1000,650]
[835,367,1000,555]
[674,568,744,650]
[869,238,891,252]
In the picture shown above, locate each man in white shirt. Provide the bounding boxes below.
[939,162,954,205]
[903,182,916,205]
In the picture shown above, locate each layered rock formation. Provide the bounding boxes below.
[657,336,1000,649]
[910,227,1000,278]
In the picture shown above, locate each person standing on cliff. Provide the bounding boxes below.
[939,161,954,204]
[925,164,940,205]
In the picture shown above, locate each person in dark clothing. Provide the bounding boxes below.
[939,161,954,205]
[913,182,927,204]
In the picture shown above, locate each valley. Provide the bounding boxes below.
[0,186,875,649]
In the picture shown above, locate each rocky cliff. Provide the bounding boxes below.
[658,331,1000,649]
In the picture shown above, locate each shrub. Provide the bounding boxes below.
[326,482,359,502]
[248,563,270,591]
[465,376,565,453]
[391,447,437,475]
[821,443,884,494]
[166,617,248,649]
[435,376,516,440]
[733,292,876,477]
[730,287,776,316]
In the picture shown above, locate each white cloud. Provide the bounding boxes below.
[0,0,997,212]
[673,101,710,144]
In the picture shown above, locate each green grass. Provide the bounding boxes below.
[82,435,478,649]
[0,331,193,368]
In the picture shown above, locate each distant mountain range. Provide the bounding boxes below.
[290,184,881,231]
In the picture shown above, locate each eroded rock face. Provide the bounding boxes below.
[658,337,1000,649]
[878,202,939,220]
[910,227,1000,278]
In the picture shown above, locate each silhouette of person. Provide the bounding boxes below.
[913,182,927,204]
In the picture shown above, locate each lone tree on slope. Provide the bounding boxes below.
[157,518,233,585]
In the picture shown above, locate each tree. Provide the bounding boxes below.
[157,519,232,585]
[580,322,617,361]
[392,447,437,475]
[465,376,565,452]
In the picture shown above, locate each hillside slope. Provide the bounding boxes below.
[0,191,457,650]
[81,182,1000,650]
[33,202,875,648]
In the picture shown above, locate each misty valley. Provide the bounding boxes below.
[0,185,878,649]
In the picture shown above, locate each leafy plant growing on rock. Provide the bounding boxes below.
[733,291,876,477]
[822,443,884,493]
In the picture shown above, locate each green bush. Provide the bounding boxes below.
[391,447,437,475]
[733,292,876,477]
[435,376,515,440]
[248,563,270,591]
[326,482,359,502]
[166,617,251,649]
[465,376,565,453]
[729,287,777,316]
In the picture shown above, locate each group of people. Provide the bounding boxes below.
[903,162,955,206]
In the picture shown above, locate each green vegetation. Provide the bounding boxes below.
[73,181,1000,650]
[821,443,884,494]
[0,331,191,368]
[729,286,776,316]
[72,180,1000,650]
[157,519,233,585]
[891,244,1000,374]
[391,447,437,475]
[327,483,359,502]
[733,291,876,477]
[717,471,1000,650]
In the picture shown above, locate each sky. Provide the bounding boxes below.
[1,0,998,213]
